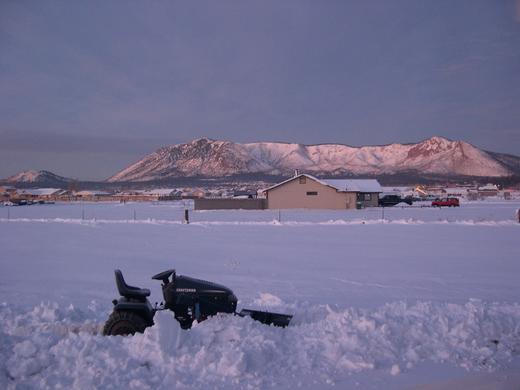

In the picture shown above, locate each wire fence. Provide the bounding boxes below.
[2,200,520,224]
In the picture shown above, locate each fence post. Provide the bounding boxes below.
[278,210,281,223]
[82,208,85,220]
[381,206,385,221]
[133,209,136,221]
[7,207,10,221]
[184,209,189,224]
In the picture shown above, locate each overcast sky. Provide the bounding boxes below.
[1,0,519,180]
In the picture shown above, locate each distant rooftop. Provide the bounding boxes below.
[18,188,63,196]
[75,190,111,196]
[142,189,178,196]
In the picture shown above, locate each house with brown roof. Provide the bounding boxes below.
[263,174,382,209]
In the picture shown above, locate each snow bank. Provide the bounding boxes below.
[2,300,520,389]
[1,217,519,227]
[253,293,283,307]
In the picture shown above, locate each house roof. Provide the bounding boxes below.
[322,179,383,193]
[478,184,499,191]
[75,190,111,196]
[264,174,383,193]
[444,187,470,193]
[142,189,177,196]
[263,174,318,192]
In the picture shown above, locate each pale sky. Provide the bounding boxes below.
[1,0,519,180]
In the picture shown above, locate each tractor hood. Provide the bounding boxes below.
[175,275,235,296]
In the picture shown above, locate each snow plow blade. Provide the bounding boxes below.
[238,309,292,327]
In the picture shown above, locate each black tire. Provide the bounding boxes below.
[173,310,194,329]
[177,318,193,329]
[102,310,149,336]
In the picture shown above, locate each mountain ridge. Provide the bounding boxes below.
[5,170,73,185]
[4,137,519,185]
[107,136,518,182]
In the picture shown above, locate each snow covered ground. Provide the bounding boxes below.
[1,201,519,389]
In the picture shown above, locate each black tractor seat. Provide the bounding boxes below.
[114,270,150,300]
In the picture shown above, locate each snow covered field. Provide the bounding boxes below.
[1,201,520,389]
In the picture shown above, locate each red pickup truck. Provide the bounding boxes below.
[432,197,460,207]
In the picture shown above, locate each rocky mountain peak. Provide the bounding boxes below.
[407,136,458,159]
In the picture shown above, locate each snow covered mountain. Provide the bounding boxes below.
[6,170,72,185]
[107,137,516,182]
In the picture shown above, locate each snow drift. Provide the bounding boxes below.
[1,300,520,389]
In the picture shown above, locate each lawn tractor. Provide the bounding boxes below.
[103,268,292,335]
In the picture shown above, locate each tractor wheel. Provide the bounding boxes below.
[102,311,149,336]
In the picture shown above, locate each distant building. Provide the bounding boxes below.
[75,190,111,197]
[263,174,382,209]
[467,190,479,201]
[142,189,181,200]
[16,188,68,199]
[142,189,177,197]
[0,186,14,201]
[444,187,470,197]
[0,186,16,193]
[478,184,499,198]
[233,190,258,199]
[74,190,112,201]
[182,188,206,198]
